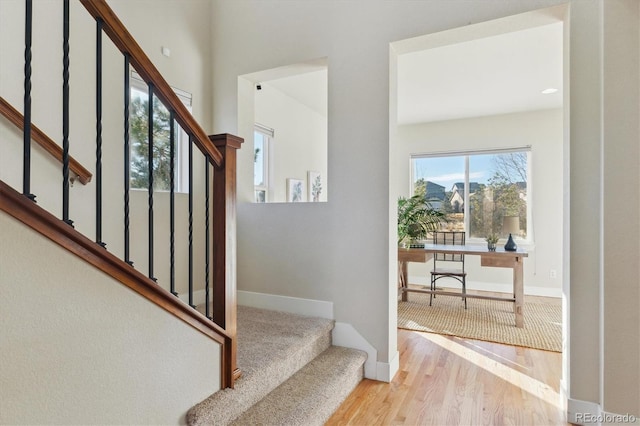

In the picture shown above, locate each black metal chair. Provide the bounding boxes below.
[430,231,467,309]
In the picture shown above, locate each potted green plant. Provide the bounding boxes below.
[485,233,499,251]
[397,195,446,247]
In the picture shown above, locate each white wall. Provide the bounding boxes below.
[0,213,221,424]
[0,0,214,298]
[396,109,564,297]
[600,0,640,416]
[211,0,571,375]
[254,81,328,203]
[567,0,640,419]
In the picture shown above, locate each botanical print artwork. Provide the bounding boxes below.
[287,178,304,202]
[308,171,322,202]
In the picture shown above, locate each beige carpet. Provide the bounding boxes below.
[188,306,366,426]
[398,289,562,352]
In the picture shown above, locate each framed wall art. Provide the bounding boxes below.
[286,178,304,202]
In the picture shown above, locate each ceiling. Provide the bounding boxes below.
[242,58,328,117]
[247,18,563,126]
[397,22,564,125]
[266,69,328,117]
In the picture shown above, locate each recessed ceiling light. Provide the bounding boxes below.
[541,88,558,95]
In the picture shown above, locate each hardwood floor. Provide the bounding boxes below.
[326,329,567,425]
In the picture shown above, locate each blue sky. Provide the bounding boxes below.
[413,154,497,189]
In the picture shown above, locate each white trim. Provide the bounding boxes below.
[333,322,377,380]
[237,290,333,319]
[407,276,562,298]
[131,70,192,106]
[377,350,399,383]
[597,0,605,410]
[237,290,395,381]
[565,399,637,425]
[410,145,531,159]
[568,398,601,425]
[255,122,275,137]
[560,378,568,413]
[567,398,602,425]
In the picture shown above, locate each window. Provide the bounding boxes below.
[411,148,530,242]
[254,124,272,203]
[129,71,191,192]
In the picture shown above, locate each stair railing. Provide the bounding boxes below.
[0,96,93,185]
[0,0,241,388]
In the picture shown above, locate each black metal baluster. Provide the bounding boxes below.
[123,54,133,266]
[23,0,35,202]
[95,18,105,248]
[205,157,211,319]
[148,84,156,281]
[62,0,72,226]
[169,112,177,296]
[188,135,194,308]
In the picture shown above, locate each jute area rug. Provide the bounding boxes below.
[398,287,562,352]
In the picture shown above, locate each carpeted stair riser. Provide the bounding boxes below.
[231,346,367,426]
[187,306,336,426]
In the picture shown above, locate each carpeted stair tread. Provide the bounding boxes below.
[187,306,335,426]
[231,345,367,426]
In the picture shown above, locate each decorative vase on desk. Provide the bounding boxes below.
[504,233,517,251]
[485,233,499,251]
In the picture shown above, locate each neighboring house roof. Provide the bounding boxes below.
[449,182,482,200]
[425,181,446,201]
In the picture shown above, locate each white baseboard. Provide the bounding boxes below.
[237,290,333,319]
[333,322,378,380]
[568,398,601,425]
[377,350,399,383]
[237,290,396,381]
[407,276,562,298]
[565,399,637,425]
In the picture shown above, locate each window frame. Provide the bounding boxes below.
[254,123,273,203]
[410,146,532,245]
[129,71,192,193]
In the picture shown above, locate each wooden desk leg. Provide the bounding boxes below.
[399,261,408,302]
[514,257,524,328]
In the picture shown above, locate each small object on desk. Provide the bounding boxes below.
[504,233,517,251]
[486,233,499,251]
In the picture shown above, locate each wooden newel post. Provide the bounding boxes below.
[210,133,243,388]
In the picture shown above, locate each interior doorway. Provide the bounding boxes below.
[389,2,568,403]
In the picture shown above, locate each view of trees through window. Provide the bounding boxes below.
[130,87,175,191]
[129,74,191,193]
[411,150,528,240]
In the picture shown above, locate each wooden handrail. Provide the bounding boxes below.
[79,0,223,168]
[0,179,234,386]
[0,96,92,185]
